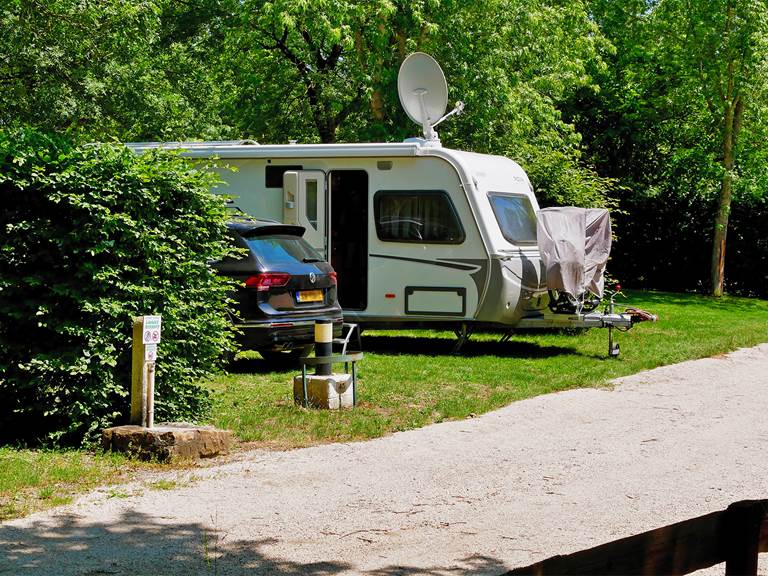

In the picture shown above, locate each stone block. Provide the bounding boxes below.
[293,373,354,409]
[101,423,232,461]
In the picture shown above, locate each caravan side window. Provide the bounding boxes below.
[374,190,465,244]
[488,193,537,244]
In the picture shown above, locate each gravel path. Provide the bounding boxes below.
[2,344,767,575]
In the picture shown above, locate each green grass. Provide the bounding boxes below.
[148,479,178,491]
[0,448,151,520]
[207,290,768,448]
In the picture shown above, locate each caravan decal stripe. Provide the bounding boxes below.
[369,253,477,271]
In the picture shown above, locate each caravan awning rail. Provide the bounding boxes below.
[125,141,424,159]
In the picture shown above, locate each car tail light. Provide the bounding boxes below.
[245,273,291,291]
[328,271,337,284]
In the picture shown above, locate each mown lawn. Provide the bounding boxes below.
[207,290,768,448]
[3,290,767,521]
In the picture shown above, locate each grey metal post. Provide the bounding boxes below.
[146,362,155,428]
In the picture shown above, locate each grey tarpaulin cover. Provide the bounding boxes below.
[536,207,612,299]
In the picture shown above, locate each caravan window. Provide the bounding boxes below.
[305,179,318,228]
[489,193,537,244]
[374,190,465,244]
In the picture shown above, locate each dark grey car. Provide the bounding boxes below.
[214,216,343,362]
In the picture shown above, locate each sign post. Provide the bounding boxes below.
[130,315,161,427]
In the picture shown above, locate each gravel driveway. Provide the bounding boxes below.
[2,344,767,575]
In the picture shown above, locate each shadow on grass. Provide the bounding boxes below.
[0,510,509,575]
[225,337,580,374]
[360,334,578,359]
[226,356,298,375]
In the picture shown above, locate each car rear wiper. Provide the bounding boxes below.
[302,257,324,263]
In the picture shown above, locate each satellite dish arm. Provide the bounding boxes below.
[416,89,438,141]
[431,101,465,129]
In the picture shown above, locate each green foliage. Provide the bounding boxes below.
[2,1,764,294]
[1,0,614,208]
[227,0,614,207]
[572,0,768,295]
[0,0,233,141]
[428,0,616,207]
[0,128,235,445]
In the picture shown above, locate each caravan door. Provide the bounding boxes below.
[283,170,327,257]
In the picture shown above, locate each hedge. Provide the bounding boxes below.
[0,129,235,445]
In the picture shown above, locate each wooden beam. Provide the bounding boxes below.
[724,500,768,575]
[506,500,768,576]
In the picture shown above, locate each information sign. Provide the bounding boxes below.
[144,343,158,362]
[142,315,162,344]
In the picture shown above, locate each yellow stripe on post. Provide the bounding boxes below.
[314,321,333,344]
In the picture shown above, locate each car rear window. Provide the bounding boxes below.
[244,234,323,265]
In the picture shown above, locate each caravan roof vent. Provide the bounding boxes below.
[398,52,465,143]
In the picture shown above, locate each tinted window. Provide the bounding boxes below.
[489,193,537,244]
[374,190,465,243]
[245,235,322,265]
[265,165,303,188]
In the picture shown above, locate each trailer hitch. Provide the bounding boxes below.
[603,286,657,358]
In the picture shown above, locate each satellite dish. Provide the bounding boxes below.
[398,53,465,142]
[398,53,448,128]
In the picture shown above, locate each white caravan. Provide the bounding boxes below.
[128,54,653,353]
[131,140,552,327]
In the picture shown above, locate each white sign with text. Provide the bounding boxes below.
[142,315,162,344]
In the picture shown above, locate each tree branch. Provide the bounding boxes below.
[333,86,364,127]
[259,26,310,78]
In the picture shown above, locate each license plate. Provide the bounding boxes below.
[297,289,323,303]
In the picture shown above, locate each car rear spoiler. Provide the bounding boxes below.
[239,224,307,238]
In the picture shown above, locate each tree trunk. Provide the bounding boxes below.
[318,120,337,143]
[709,0,750,298]
[710,96,742,297]
[304,82,337,143]
[710,161,732,297]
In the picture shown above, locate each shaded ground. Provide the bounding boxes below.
[2,344,767,575]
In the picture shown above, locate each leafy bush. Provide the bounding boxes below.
[0,129,235,445]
